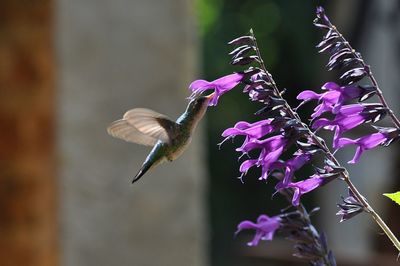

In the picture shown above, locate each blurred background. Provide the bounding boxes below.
[0,0,399,265]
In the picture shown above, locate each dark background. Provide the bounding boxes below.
[198,0,400,265]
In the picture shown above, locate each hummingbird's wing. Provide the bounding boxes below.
[123,108,179,143]
[107,119,159,146]
[107,108,179,145]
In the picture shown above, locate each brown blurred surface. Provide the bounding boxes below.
[0,1,57,266]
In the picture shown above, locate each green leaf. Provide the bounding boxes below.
[383,192,400,206]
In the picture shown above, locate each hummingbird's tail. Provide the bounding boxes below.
[132,142,166,184]
[132,162,152,183]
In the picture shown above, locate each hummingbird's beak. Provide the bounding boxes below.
[205,92,216,100]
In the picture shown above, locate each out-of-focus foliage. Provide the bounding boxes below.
[196,0,223,37]
[383,192,400,206]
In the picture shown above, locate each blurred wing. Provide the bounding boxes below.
[123,108,178,143]
[107,119,158,146]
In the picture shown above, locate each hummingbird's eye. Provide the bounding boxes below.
[196,97,207,106]
[188,96,208,112]
[195,100,202,109]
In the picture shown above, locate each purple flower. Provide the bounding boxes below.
[189,73,244,106]
[297,89,339,118]
[315,6,331,26]
[221,119,295,182]
[238,135,288,180]
[273,153,312,190]
[237,134,286,154]
[241,71,275,102]
[243,71,268,92]
[236,214,281,246]
[285,174,333,206]
[336,133,390,164]
[312,104,386,148]
[336,189,366,222]
[221,119,275,141]
[297,82,374,118]
[248,88,274,102]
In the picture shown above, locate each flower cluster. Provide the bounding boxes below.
[189,29,339,264]
[189,35,342,207]
[304,6,400,163]
[236,207,336,265]
[279,208,336,265]
[188,5,400,264]
[297,82,376,118]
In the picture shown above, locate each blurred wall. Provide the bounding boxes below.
[0,1,57,266]
[57,0,207,266]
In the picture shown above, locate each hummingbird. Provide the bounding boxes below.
[107,93,214,183]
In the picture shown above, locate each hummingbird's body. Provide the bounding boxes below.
[107,94,212,183]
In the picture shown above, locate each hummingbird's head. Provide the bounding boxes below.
[185,92,215,122]
[187,92,215,113]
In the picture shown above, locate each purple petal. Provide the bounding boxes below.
[336,133,388,163]
[287,153,311,170]
[234,121,253,130]
[331,101,343,114]
[287,176,327,206]
[265,135,287,151]
[332,128,342,149]
[275,153,311,188]
[248,232,263,246]
[258,155,282,181]
[243,124,275,139]
[239,159,258,174]
[343,86,363,99]
[237,140,263,153]
[321,82,340,91]
[348,147,364,164]
[277,168,294,189]
[221,127,249,138]
[336,114,365,131]
[238,135,285,153]
[236,214,281,246]
[311,93,340,117]
[336,137,357,149]
[358,133,387,149]
[259,146,285,180]
[236,221,257,231]
[312,118,331,130]
[242,120,272,129]
[189,73,243,106]
[256,214,270,223]
[337,104,364,115]
[312,102,333,118]
[222,120,274,138]
[320,90,341,103]
[208,92,221,106]
[189,79,212,91]
[297,90,321,100]
[212,73,244,90]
